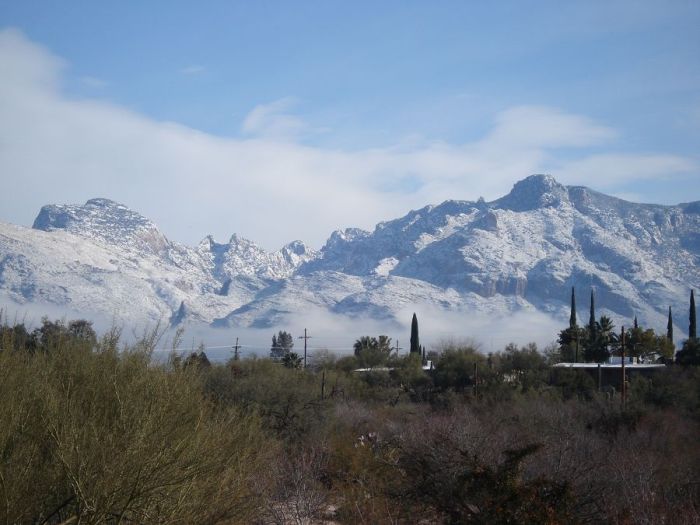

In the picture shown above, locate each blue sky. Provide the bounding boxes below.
[0,1,698,249]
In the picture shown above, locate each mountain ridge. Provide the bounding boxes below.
[1,174,698,339]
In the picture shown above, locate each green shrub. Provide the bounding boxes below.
[0,328,271,524]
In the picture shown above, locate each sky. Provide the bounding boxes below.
[0,1,699,251]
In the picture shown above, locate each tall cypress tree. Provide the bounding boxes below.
[583,289,599,363]
[569,287,577,329]
[410,313,420,354]
[667,306,673,344]
[588,289,596,335]
[690,290,697,340]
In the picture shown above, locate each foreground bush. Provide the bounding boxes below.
[0,335,271,524]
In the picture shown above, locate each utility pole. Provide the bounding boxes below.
[232,337,241,361]
[620,326,626,408]
[394,339,403,356]
[298,329,311,369]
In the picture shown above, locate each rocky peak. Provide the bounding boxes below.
[280,240,317,269]
[283,240,310,256]
[323,228,370,251]
[194,232,317,282]
[197,234,217,251]
[228,232,253,246]
[494,174,569,212]
[32,198,169,254]
[85,198,123,208]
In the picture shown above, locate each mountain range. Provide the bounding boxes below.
[1,175,698,340]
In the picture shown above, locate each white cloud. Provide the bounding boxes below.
[556,153,697,188]
[241,97,310,140]
[483,105,616,150]
[179,64,205,75]
[0,29,696,252]
[0,28,63,92]
[80,75,108,88]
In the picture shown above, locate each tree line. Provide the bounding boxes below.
[556,287,700,366]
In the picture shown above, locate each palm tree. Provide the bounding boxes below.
[354,335,393,369]
[593,316,615,362]
[282,351,302,369]
[354,336,377,356]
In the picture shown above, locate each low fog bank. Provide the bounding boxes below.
[0,299,563,362]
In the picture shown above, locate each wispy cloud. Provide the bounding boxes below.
[556,153,697,189]
[241,97,312,141]
[0,29,696,251]
[80,75,108,88]
[179,64,205,75]
[484,105,616,149]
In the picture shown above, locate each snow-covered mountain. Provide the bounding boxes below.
[1,175,698,337]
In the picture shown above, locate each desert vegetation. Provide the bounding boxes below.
[0,316,699,524]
